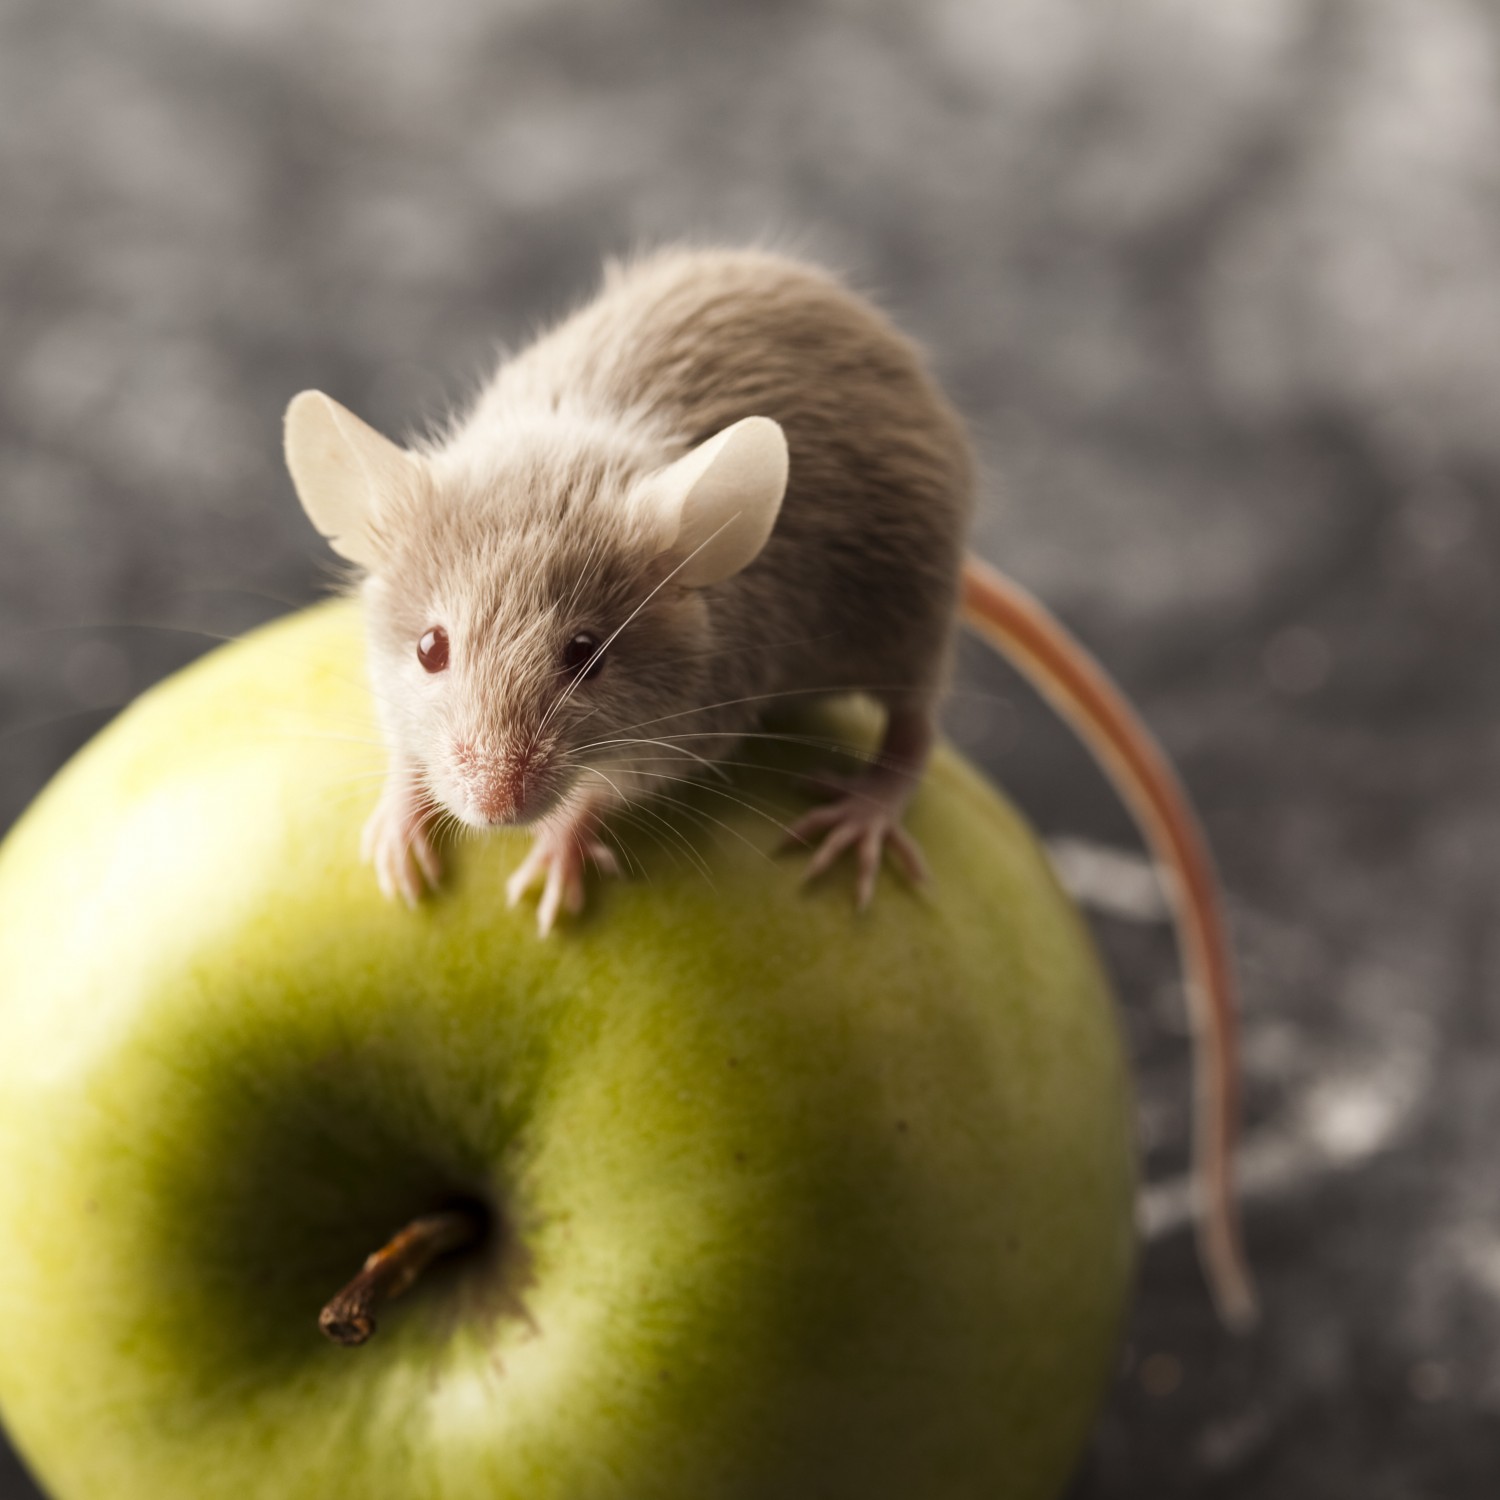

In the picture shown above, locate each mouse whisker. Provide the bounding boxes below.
[634,796,746,873]
[598,682,925,740]
[597,803,675,883]
[589,753,858,798]
[604,815,662,884]
[445,811,479,846]
[612,724,923,777]
[629,767,804,846]
[553,703,603,745]
[625,763,801,821]
[21,619,246,648]
[574,735,729,779]
[169,583,314,614]
[648,629,846,672]
[560,529,613,623]
[588,765,714,883]
[583,750,733,787]
[588,801,650,882]
[591,727,879,768]
[631,781,782,871]
[535,515,740,742]
[583,768,710,885]
[524,536,615,760]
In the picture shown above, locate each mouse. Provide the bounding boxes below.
[283,244,1257,1330]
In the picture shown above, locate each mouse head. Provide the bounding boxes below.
[284,391,788,829]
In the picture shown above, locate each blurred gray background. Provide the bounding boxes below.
[2,0,1498,1495]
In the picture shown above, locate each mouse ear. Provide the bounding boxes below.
[283,391,417,570]
[636,417,789,587]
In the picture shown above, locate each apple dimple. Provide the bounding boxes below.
[121,1029,536,1381]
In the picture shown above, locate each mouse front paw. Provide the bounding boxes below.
[506,820,621,937]
[361,784,442,907]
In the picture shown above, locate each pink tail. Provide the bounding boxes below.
[961,555,1257,1330]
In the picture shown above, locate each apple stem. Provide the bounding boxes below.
[319,1208,484,1347]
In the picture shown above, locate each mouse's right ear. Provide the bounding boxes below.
[283,391,417,570]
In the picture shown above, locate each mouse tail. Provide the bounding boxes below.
[960,554,1258,1332]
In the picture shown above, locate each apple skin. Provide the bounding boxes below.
[0,601,1134,1500]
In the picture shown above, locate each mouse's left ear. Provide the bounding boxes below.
[284,391,419,570]
[634,417,789,587]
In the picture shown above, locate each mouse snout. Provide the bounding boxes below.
[451,738,536,826]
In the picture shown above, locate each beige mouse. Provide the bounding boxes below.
[285,245,1257,1330]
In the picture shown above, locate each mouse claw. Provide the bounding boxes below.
[535,863,568,937]
[363,784,442,905]
[507,819,621,935]
[505,843,547,910]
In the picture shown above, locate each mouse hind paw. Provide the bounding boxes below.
[786,781,929,911]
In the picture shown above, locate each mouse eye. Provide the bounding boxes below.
[562,631,605,682]
[417,626,449,673]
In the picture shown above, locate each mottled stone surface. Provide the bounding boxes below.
[1,1,1497,1495]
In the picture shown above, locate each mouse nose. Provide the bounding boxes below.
[471,779,521,824]
[452,741,530,825]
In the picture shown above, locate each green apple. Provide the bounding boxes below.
[0,601,1134,1500]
